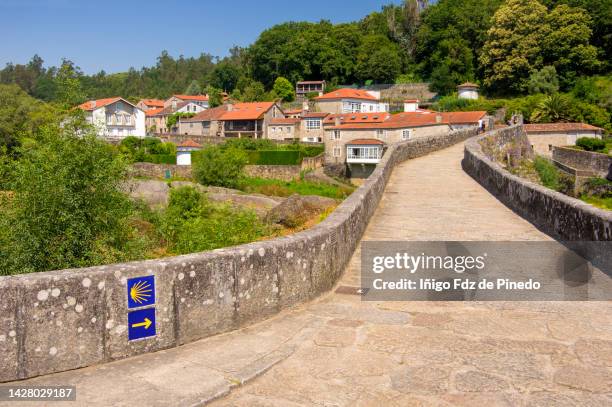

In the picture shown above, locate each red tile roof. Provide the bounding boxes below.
[140,99,164,108]
[78,97,122,111]
[270,117,301,125]
[302,112,330,118]
[173,94,209,101]
[325,111,486,130]
[346,139,385,145]
[315,88,379,101]
[177,139,202,148]
[219,102,277,121]
[182,105,230,122]
[524,123,603,133]
[323,113,390,125]
[145,107,164,117]
[283,108,303,115]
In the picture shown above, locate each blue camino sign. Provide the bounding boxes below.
[128,308,156,341]
[127,275,155,309]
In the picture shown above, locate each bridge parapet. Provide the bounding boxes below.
[0,127,478,383]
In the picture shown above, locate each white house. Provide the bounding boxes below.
[314,88,389,114]
[176,139,203,166]
[78,97,146,140]
[164,95,210,110]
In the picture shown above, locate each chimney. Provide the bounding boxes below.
[334,116,341,126]
[172,100,177,110]
[302,101,309,112]
[436,113,443,124]
[227,104,233,111]
[91,100,96,108]
[404,99,419,112]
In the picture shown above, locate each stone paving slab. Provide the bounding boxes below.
[2,143,610,407]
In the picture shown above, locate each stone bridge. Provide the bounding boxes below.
[1,130,611,406]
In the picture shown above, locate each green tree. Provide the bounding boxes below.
[480,0,549,93]
[272,77,295,102]
[543,4,600,87]
[209,60,242,91]
[428,37,475,95]
[530,93,572,122]
[527,66,560,94]
[54,59,85,107]
[0,121,134,274]
[242,81,267,102]
[184,80,202,95]
[206,86,223,107]
[192,146,248,188]
[356,35,402,83]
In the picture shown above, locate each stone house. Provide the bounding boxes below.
[524,123,604,157]
[136,99,164,111]
[219,102,283,138]
[323,110,486,168]
[146,101,207,134]
[78,97,146,140]
[314,88,389,114]
[268,117,301,141]
[178,105,229,137]
[164,94,210,109]
[296,80,326,100]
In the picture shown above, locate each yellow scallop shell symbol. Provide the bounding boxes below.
[130,280,153,304]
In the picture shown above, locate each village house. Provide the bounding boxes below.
[323,110,486,177]
[296,80,326,100]
[219,102,283,138]
[524,123,604,156]
[136,99,164,111]
[177,102,282,138]
[78,97,146,140]
[146,101,207,134]
[176,139,203,166]
[164,94,210,109]
[314,88,389,114]
[178,105,230,137]
[267,117,301,141]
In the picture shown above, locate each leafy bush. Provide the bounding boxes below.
[192,145,247,188]
[533,156,574,195]
[576,137,606,152]
[0,125,141,275]
[159,186,269,254]
[222,138,275,151]
[120,137,176,163]
[432,95,503,115]
[247,150,302,165]
[239,177,354,199]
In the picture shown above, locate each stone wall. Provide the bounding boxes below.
[553,147,612,180]
[463,126,612,245]
[0,127,478,383]
[244,165,302,182]
[130,163,193,179]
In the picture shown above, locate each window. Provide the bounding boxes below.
[106,115,113,125]
[306,119,321,130]
[116,114,123,125]
[377,129,387,140]
[286,127,291,132]
[332,130,341,140]
[125,115,132,125]
[342,101,361,113]
[333,147,341,157]
[548,144,553,151]
[402,129,411,140]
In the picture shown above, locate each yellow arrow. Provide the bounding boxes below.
[132,318,152,330]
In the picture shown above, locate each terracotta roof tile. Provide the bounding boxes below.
[78,97,122,111]
[346,139,385,145]
[315,88,379,101]
[325,111,486,130]
[145,107,164,117]
[173,94,209,101]
[302,112,330,118]
[524,123,603,133]
[181,105,229,122]
[177,139,202,148]
[139,99,164,108]
[270,117,300,125]
[219,102,276,121]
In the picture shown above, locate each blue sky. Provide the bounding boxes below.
[0,0,400,74]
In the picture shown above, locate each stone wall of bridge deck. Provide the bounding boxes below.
[0,127,479,383]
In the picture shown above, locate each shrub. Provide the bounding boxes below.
[222,138,275,151]
[192,145,247,188]
[533,156,574,195]
[0,125,137,274]
[576,137,606,152]
[247,150,302,165]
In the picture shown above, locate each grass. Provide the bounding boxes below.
[533,156,561,190]
[580,195,612,210]
[238,177,354,200]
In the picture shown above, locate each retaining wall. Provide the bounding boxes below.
[244,165,301,182]
[553,147,612,180]
[463,126,612,243]
[130,163,193,179]
[0,127,477,382]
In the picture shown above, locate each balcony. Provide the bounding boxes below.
[346,145,383,164]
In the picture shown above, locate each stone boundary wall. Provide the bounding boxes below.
[463,126,612,243]
[130,163,193,179]
[244,165,302,182]
[302,153,325,171]
[0,127,478,383]
[553,147,611,180]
